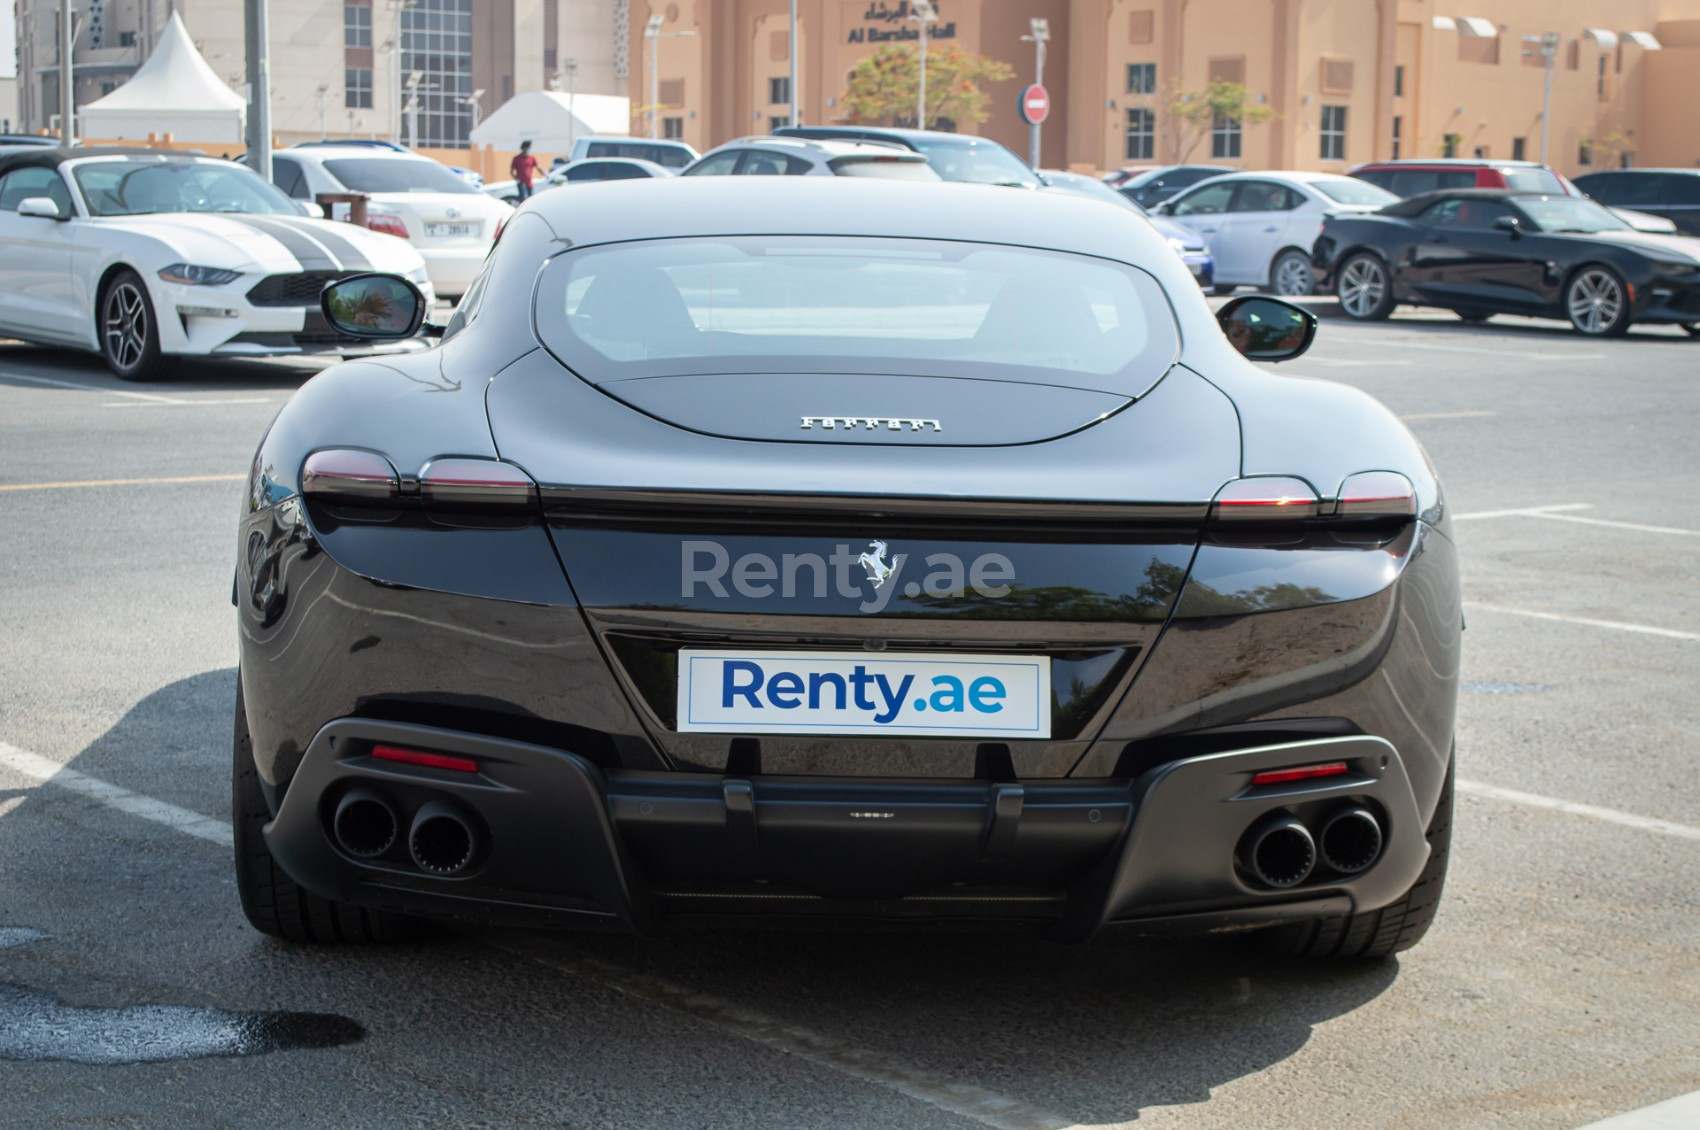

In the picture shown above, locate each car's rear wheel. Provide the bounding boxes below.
[1565,265,1632,337]
[100,269,168,382]
[1269,249,1315,297]
[1452,308,1494,324]
[1335,253,1396,320]
[1257,751,1453,960]
[1211,284,1238,297]
[233,678,417,943]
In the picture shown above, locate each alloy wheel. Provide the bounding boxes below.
[1338,258,1385,317]
[1567,268,1623,335]
[104,282,149,373]
[1274,254,1314,297]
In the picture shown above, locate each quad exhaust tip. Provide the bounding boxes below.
[332,788,400,858]
[1241,814,1317,889]
[409,800,480,875]
[1320,806,1384,875]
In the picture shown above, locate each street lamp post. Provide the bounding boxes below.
[58,0,75,145]
[1520,30,1560,164]
[644,16,695,140]
[563,58,578,150]
[243,0,272,181]
[385,0,412,146]
[909,1,938,129]
[788,0,799,127]
[462,88,484,135]
[316,83,329,140]
[1020,18,1050,168]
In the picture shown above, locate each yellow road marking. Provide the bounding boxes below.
[0,473,246,493]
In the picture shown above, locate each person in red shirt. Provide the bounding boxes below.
[510,140,541,202]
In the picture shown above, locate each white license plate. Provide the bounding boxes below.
[677,650,1051,738]
[426,222,478,238]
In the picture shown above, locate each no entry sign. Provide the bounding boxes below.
[1019,83,1051,126]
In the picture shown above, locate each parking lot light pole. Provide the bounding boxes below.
[910,1,938,128]
[59,1,75,145]
[645,16,694,140]
[1021,18,1050,168]
[244,0,272,181]
[788,0,799,127]
[1520,31,1560,164]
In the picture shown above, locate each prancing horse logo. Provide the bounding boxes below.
[857,540,896,590]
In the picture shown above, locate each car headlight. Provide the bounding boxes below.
[158,263,243,286]
[1646,256,1699,275]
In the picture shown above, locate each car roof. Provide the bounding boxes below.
[1352,158,1550,169]
[1573,167,1700,177]
[1190,169,1356,185]
[712,136,915,158]
[285,145,434,162]
[0,146,201,175]
[1378,187,1572,216]
[775,125,1013,148]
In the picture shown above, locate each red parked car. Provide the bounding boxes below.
[1349,159,1571,198]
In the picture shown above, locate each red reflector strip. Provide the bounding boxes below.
[371,745,479,773]
[301,449,400,502]
[1335,471,1417,519]
[418,458,538,510]
[1211,477,1320,521]
[1252,761,1349,786]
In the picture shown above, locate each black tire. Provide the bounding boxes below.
[1452,308,1494,324]
[233,678,416,943]
[1564,264,1633,337]
[1680,322,1699,338]
[1335,252,1397,321]
[1258,753,1453,960]
[1211,284,1238,297]
[99,269,169,381]
[1268,249,1316,297]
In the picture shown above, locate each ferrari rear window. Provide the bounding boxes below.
[535,236,1179,394]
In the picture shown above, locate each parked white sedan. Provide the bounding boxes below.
[1156,170,1397,296]
[0,147,433,380]
[269,144,512,298]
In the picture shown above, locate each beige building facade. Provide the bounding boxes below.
[627,0,1700,175]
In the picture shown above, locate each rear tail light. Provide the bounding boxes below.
[301,449,399,502]
[300,451,537,512]
[366,213,411,239]
[419,458,538,510]
[1211,477,1320,521]
[1334,471,1417,519]
[1252,761,1349,786]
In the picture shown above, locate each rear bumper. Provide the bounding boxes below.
[264,718,1429,940]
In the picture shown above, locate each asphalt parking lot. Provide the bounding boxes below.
[1,305,1696,1129]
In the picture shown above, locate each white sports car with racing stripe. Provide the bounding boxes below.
[0,147,435,380]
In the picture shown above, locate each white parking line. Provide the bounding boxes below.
[1528,512,1700,538]
[1453,503,1593,521]
[102,398,281,408]
[1351,339,1605,362]
[1463,602,1700,643]
[1399,410,1497,421]
[1575,1087,1700,1129]
[0,741,233,847]
[1451,502,1699,537]
[489,932,1081,1130]
[0,371,179,403]
[1457,780,1700,842]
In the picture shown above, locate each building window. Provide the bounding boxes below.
[1319,105,1346,160]
[663,117,684,140]
[769,76,790,105]
[1125,108,1154,160]
[1210,112,1241,159]
[1390,116,1402,159]
[1578,140,1592,166]
[1443,134,1459,158]
[401,0,474,147]
[1393,64,1404,97]
[345,67,373,109]
[118,30,136,47]
[343,4,372,49]
[1597,55,1607,100]
[101,82,117,95]
[769,115,793,131]
[1473,146,1488,158]
[1566,40,1579,70]
[1619,151,1634,169]
[1512,136,1526,160]
[1126,63,1155,95]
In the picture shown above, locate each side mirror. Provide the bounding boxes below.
[1493,214,1523,239]
[298,201,327,219]
[1217,295,1317,362]
[320,273,427,339]
[17,196,64,220]
[1151,200,1173,215]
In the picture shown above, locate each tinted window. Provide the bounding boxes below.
[72,160,298,216]
[907,137,1040,187]
[537,236,1178,395]
[563,163,610,182]
[272,156,307,199]
[1171,182,1235,215]
[736,150,798,176]
[1175,166,1229,186]
[1499,167,1565,193]
[0,166,73,213]
[1354,170,1394,191]
[1388,170,1477,196]
[586,141,692,167]
[1230,181,1302,212]
[1417,198,1519,229]
[320,157,479,194]
[1667,176,1700,206]
[599,163,653,181]
[1517,196,1628,233]
[682,152,741,177]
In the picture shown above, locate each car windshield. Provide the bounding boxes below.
[72,160,300,217]
[1501,167,1566,193]
[321,157,478,194]
[1518,196,1629,233]
[828,158,942,181]
[909,138,1041,187]
[1312,178,1399,206]
[538,236,1177,394]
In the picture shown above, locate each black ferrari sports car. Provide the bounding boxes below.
[1313,188,1700,336]
[235,178,1460,958]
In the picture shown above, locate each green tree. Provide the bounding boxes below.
[1162,80,1274,162]
[842,43,1014,130]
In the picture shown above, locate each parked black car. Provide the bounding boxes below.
[1571,170,1700,237]
[1314,189,1700,337]
[1113,165,1236,208]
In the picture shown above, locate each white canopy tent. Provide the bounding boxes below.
[80,12,246,144]
[469,91,633,153]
